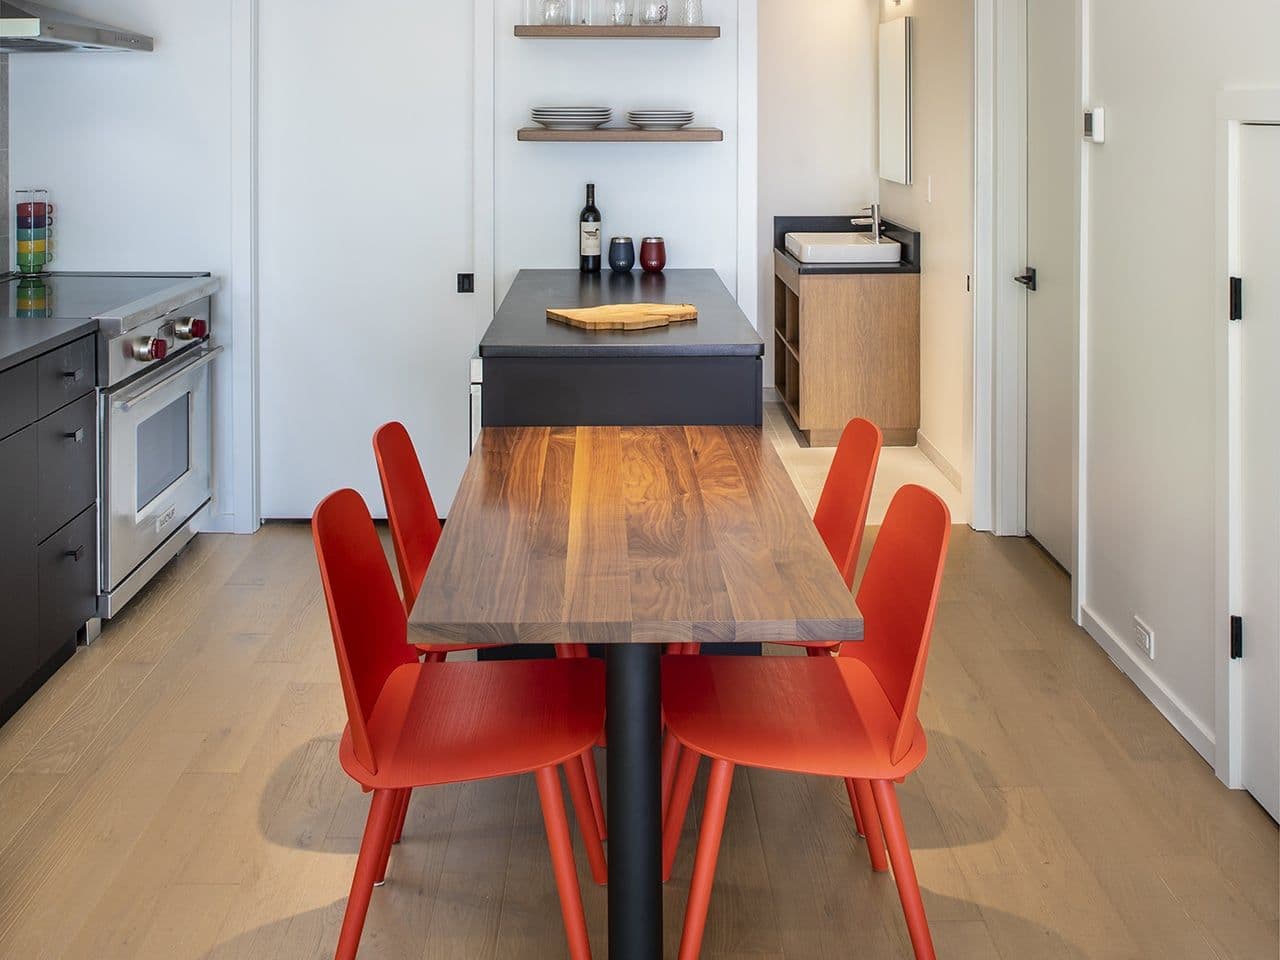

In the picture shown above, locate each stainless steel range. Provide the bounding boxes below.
[4,272,222,619]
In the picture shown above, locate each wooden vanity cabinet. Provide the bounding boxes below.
[773,250,920,447]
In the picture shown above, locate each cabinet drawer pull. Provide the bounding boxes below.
[64,428,86,443]
[62,368,85,382]
[65,545,86,562]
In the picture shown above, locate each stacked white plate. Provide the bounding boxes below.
[627,109,695,130]
[532,107,612,130]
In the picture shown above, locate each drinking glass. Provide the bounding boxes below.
[678,0,703,25]
[540,0,568,25]
[607,0,634,26]
[638,1,668,26]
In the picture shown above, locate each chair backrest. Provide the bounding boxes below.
[312,488,417,775]
[813,419,883,589]
[373,421,443,613]
[847,484,951,764]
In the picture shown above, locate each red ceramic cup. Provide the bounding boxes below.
[16,201,53,218]
[640,237,667,274]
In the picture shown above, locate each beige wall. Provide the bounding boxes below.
[879,0,973,488]
[1082,0,1280,744]
[758,0,881,388]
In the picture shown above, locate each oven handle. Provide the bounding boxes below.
[112,344,224,413]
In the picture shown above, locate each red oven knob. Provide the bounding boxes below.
[130,336,168,362]
[173,317,208,341]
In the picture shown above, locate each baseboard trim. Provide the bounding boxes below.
[1080,605,1215,764]
[918,430,963,491]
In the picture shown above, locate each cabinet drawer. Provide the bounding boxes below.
[37,392,98,541]
[37,335,96,418]
[0,358,38,440]
[37,505,98,665]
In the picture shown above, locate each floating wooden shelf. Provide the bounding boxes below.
[518,127,724,143]
[515,24,721,39]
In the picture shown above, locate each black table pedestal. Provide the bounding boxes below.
[605,644,663,960]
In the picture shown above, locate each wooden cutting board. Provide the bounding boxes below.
[547,302,698,332]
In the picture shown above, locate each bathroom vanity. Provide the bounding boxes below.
[773,216,921,447]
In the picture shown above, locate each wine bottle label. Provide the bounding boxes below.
[580,222,602,257]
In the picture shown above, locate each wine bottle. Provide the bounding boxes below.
[579,183,602,274]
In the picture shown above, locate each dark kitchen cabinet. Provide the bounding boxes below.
[0,333,99,726]
[0,426,40,710]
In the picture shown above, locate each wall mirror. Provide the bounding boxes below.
[879,16,913,185]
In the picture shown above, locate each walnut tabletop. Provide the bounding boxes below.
[408,425,863,648]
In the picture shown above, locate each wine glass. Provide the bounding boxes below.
[678,0,703,25]
[607,0,635,26]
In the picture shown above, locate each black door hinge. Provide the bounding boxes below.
[1230,277,1243,322]
[1230,615,1243,660]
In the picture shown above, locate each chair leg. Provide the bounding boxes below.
[661,732,682,819]
[844,778,867,838]
[392,788,412,844]
[580,748,608,842]
[662,746,701,882]
[872,780,936,960]
[852,778,888,872]
[563,754,609,886]
[335,788,399,960]
[375,789,409,886]
[678,759,735,960]
[535,766,593,960]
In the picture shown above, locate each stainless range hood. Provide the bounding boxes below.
[0,1,152,52]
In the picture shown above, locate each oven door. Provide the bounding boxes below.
[101,344,222,599]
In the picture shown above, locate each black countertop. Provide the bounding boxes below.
[0,317,99,373]
[481,269,764,359]
[774,216,921,276]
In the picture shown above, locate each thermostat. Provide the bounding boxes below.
[1084,107,1106,143]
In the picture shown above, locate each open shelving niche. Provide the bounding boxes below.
[774,277,801,423]
[515,21,724,143]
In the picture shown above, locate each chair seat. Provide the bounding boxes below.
[661,654,926,781]
[340,658,605,789]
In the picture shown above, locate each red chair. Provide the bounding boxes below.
[313,489,607,960]
[659,419,882,816]
[776,416,882,655]
[662,485,951,960]
[374,421,609,842]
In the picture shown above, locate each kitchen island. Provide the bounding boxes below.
[480,269,763,428]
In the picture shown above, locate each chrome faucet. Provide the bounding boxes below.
[851,203,882,243]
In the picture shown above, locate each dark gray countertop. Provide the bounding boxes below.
[0,317,99,373]
[481,269,764,359]
[774,216,921,276]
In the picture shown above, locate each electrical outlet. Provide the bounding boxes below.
[1133,616,1156,661]
[457,273,475,294]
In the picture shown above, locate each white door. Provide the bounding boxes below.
[258,1,476,518]
[1023,0,1077,571]
[1238,123,1280,821]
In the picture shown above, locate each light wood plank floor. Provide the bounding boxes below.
[0,521,1275,959]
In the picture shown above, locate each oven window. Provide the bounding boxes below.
[136,393,190,509]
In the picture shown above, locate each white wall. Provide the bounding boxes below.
[757,0,880,388]
[879,0,973,489]
[8,0,251,532]
[493,0,751,310]
[1081,0,1280,756]
[257,0,477,519]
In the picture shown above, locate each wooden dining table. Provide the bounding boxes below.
[409,425,864,960]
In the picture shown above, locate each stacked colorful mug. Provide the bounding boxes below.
[16,191,55,275]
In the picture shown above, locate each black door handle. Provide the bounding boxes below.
[64,428,85,443]
[1014,267,1038,292]
[65,545,85,562]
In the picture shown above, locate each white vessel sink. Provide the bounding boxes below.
[785,232,903,265]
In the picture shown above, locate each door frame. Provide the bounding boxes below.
[971,0,1087,614]
[1213,89,1280,788]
